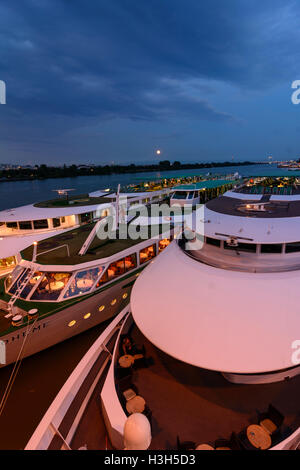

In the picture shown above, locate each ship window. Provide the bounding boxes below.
[96,255,137,287]
[19,221,32,230]
[206,237,221,248]
[6,266,24,291]
[139,244,156,264]
[261,244,283,254]
[31,272,71,301]
[124,254,137,272]
[64,267,102,299]
[33,219,48,230]
[80,212,92,224]
[8,268,30,294]
[0,256,16,269]
[53,218,61,228]
[172,191,188,200]
[187,192,195,199]
[285,242,300,253]
[159,238,171,252]
[61,217,66,223]
[236,243,257,253]
[20,271,43,299]
[6,222,17,229]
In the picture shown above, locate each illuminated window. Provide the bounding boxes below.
[139,244,156,264]
[31,272,72,301]
[99,305,105,312]
[159,238,171,252]
[96,254,137,287]
[84,313,91,319]
[111,299,117,306]
[20,271,43,299]
[64,267,102,299]
[68,320,76,327]
[0,256,16,269]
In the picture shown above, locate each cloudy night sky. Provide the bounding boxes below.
[0,0,300,165]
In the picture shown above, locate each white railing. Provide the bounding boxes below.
[100,312,133,449]
[25,305,130,450]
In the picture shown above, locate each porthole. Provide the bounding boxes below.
[111,299,117,306]
[68,320,76,327]
[84,313,91,319]
[99,305,105,312]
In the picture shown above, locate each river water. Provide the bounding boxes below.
[0,163,291,211]
[0,163,293,449]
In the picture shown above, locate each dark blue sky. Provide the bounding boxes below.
[0,0,300,165]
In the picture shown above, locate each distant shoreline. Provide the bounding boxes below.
[0,160,261,183]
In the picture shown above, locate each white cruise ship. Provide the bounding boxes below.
[26,177,300,451]
[0,188,167,276]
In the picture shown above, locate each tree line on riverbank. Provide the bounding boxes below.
[0,160,258,182]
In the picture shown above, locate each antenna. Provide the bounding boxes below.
[115,184,121,230]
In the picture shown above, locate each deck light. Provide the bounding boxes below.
[111,299,117,305]
[99,305,105,312]
[84,313,91,319]
[32,241,38,262]
[68,320,76,327]
[122,293,128,299]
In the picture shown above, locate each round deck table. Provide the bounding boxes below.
[195,444,214,450]
[45,281,64,291]
[126,395,146,414]
[247,424,272,450]
[76,279,94,289]
[118,354,134,368]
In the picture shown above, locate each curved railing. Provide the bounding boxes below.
[25,305,130,450]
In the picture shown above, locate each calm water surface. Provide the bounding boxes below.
[0,164,290,211]
[0,163,291,449]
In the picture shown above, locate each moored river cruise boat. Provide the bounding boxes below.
[0,187,170,276]
[26,177,300,450]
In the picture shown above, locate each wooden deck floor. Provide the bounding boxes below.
[130,326,300,450]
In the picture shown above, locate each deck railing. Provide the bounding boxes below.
[25,305,130,450]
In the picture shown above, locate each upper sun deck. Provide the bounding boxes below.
[33,193,115,208]
[205,177,300,219]
[20,220,172,266]
[206,195,300,218]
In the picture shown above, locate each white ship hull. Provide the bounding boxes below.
[1,272,135,367]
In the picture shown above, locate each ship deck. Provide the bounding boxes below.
[207,195,300,218]
[129,325,300,449]
[21,220,172,266]
[34,193,116,208]
[66,323,300,450]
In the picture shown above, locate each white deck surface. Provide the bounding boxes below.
[131,241,300,374]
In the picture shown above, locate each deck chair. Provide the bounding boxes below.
[215,432,241,450]
[176,436,196,451]
[258,404,284,436]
